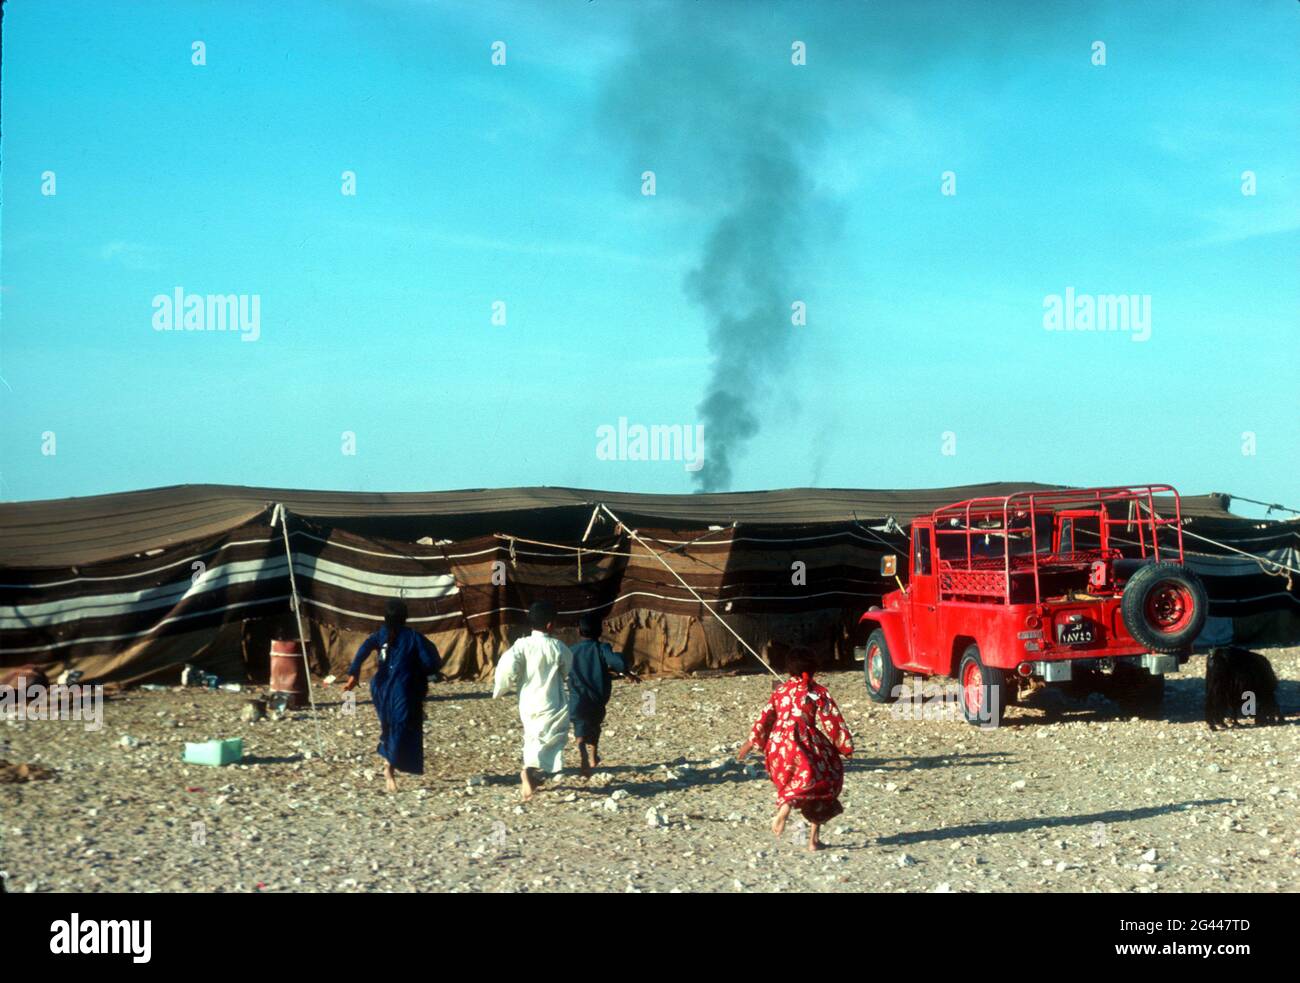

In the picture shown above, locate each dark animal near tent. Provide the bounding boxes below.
[1204,646,1283,730]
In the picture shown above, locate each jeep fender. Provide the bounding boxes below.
[858,608,910,666]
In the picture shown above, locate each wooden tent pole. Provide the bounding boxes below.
[272,504,325,756]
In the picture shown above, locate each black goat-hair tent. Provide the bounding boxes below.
[1,483,1294,684]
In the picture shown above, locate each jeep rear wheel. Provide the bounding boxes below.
[1062,666,1102,701]
[1120,562,1208,653]
[864,628,902,703]
[959,645,1006,728]
[1110,665,1165,716]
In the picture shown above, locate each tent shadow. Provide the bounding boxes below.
[874,798,1234,847]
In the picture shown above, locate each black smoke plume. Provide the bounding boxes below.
[602,17,827,491]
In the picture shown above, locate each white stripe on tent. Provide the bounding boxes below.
[0,525,469,591]
[1,555,458,631]
[291,553,458,598]
[0,557,294,628]
[0,534,281,590]
[442,545,503,560]
[0,595,293,655]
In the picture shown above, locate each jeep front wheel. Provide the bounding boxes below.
[864,628,902,703]
[959,645,1007,728]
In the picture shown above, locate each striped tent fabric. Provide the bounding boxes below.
[445,525,894,626]
[0,486,1295,683]
[286,520,463,634]
[0,516,466,681]
[0,522,290,668]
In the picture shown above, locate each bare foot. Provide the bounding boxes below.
[807,824,824,852]
[383,763,397,793]
[771,803,792,838]
[520,768,536,802]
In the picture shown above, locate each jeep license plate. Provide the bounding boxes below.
[1057,621,1095,645]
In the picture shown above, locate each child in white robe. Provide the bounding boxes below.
[492,600,574,800]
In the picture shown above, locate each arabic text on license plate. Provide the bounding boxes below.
[1058,622,1094,645]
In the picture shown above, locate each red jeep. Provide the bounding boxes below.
[858,485,1208,727]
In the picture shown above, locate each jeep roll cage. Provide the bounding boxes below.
[926,484,1187,606]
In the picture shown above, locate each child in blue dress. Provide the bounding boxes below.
[342,599,442,792]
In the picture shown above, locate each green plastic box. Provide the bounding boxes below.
[183,738,243,766]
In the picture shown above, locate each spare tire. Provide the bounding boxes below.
[1120,561,1207,653]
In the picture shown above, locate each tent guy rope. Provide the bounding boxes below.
[1131,499,1300,580]
[1225,493,1300,516]
[598,503,781,679]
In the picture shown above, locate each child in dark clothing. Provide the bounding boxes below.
[568,612,640,777]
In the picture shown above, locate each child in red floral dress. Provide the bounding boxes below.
[737,649,854,851]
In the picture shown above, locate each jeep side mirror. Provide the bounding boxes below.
[880,554,897,577]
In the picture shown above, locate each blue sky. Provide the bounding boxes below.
[1,0,1296,514]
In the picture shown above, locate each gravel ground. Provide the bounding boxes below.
[3,647,1297,893]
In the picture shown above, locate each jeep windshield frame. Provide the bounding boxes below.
[929,484,1186,606]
